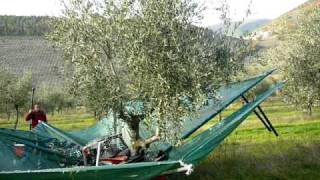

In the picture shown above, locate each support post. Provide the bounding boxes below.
[14,105,19,129]
[241,95,278,136]
[241,96,271,132]
[257,106,279,136]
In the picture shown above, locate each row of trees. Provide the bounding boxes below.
[36,85,77,116]
[0,16,50,36]
[0,69,76,128]
[262,6,320,115]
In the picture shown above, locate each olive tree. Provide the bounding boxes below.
[263,7,320,115]
[36,84,76,116]
[49,0,249,153]
[0,69,14,120]
[0,70,32,128]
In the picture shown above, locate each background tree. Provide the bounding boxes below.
[49,0,250,153]
[0,70,32,128]
[0,69,14,120]
[36,84,77,116]
[0,15,49,36]
[263,7,320,115]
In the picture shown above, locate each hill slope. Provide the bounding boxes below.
[253,0,320,48]
[208,19,271,37]
[260,0,320,33]
[0,36,63,85]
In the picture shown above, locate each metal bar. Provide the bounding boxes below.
[14,105,19,129]
[160,167,188,176]
[30,87,35,130]
[241,96,271,132]
[257,106,279,136]
[96,142,102,166]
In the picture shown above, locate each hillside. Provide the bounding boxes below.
[208,19,271,37]
[0,16,63,85]
[236,19,271,36]
[253,0,320,48]
[260,0,320,34]
[0,36,63,85]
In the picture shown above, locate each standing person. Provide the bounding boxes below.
[25,103,47,129]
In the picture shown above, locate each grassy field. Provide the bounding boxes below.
[0,98,319,179]
[0,108,96,130]
[171,98,320,180]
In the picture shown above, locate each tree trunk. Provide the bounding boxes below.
[127,118,141,156]
[113,112,118,135]
[127,116,160,156]
[14,105,19,129]
[94,111,97,121]
[119,108,160,156]
[6,111,11,121]
[307,104,313,116]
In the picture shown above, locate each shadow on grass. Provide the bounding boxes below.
[169,140,320,180]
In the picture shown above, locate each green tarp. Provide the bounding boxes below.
[0,161,181,180]
[35,70,274,152]
[168,82,285,164]
[146,70,275,152]
[0,70,284,179]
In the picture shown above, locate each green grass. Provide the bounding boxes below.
[170,140,320,180]
[169,98,320,179]
[0,108,96,131]
[0,98,319,179]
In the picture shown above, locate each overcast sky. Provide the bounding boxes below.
[0,0,308,26]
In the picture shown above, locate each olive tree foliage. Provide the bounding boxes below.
[49,0,249,149]
[36,84,77,115]
[0,70,32,126]
[262,7,320,115]
[0,70,14,119]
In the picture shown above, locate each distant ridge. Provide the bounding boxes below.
[259,0,320,34]
[247,0,320,49]
[0,15,50,36]
[208,19,271,37]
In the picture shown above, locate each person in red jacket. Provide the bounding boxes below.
[25,103,47,128]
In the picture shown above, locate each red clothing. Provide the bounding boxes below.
[25,110,47,128]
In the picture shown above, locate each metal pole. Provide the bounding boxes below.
[29,87,35,130]
[96,142,102,166]
[14,105,19,129]
[257,106,279,136]
[241,95,271,132]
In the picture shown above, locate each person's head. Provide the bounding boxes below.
[34,103,41,112]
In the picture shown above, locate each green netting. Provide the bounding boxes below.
[144,70,275,151]
[168,82,285,164]
[32,70,275,154]
[33,122,87,146]
[68,113,116,143]
[30,111,118,153]
[0,70,283,179]
[0,128,65,171]
[0,161,181,180]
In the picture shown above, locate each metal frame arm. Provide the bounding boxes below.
[241,95,278,136]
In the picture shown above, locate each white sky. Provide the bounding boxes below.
[0,0,308,26]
